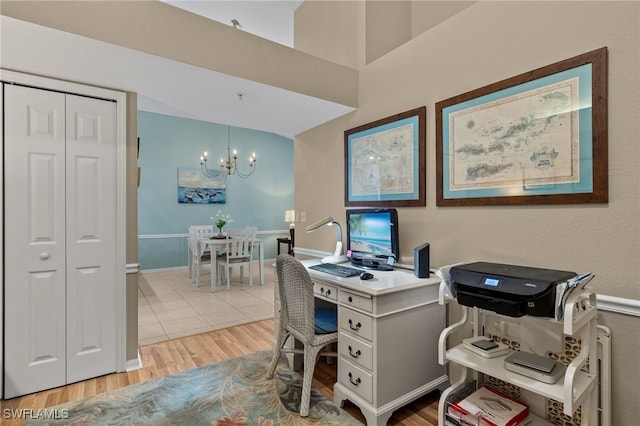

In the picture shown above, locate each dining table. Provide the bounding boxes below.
[198,236,264,292]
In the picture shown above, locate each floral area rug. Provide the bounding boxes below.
[24,350,362,425]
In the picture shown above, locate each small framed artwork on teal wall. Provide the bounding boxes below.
[177,167,226,204]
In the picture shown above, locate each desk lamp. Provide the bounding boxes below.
[306,216,349,264]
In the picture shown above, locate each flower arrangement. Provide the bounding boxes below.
[211,210,233,235]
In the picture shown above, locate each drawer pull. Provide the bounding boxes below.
[348,296,353,303]
[348,345,361,358]
[348,319,362,331]
[348,372,361,386]
[320,287,331,297]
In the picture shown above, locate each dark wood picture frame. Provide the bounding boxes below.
[344,106,426,207]
[436,47,608,206]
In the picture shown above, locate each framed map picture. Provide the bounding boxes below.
[436,47,608,206]
[344,106,426,207]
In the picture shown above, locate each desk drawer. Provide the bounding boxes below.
[338,358,373,404]
[313,282,337,301]
[339,290,373,313]
[339,307,373,342]
[338,331,373,371]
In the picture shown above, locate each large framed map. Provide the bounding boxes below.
[436,47,608,206]
[345,106,426,207]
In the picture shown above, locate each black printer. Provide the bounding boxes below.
[450,262,577,318]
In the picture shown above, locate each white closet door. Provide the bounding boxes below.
[3,86,118,397]
[65,94,117,383]
[4,84,67,398]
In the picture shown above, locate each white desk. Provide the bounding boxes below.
[301,259,448,426]
[199,237,264,292]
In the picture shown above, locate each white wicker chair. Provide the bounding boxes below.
[266,254,338,417]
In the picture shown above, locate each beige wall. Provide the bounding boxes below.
[125,92,139,362]
[294,0,365,69]
[295,1,639,423]
[0,0,358,109]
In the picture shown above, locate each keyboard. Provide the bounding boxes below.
[309,263,363,278]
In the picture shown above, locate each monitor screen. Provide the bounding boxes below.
[346,208,399,264]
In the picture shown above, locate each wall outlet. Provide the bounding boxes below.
[298,212,306,223]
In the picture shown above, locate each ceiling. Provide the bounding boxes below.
[1,1,354,139]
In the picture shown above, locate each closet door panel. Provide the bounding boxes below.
[4,84,67,398]
[65,94,117,382]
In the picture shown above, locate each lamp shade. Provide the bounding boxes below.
[284,210,295,223]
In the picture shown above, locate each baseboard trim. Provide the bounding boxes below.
[126,350,143,372]
[140,259,277,275]
[139,265,188,274]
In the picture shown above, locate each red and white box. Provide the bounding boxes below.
[447,385,529,426]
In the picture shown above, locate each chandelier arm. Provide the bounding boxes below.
[201,160,226,178]
[233,158,257,178]
[199,125,256,179]
[234,167,256,178]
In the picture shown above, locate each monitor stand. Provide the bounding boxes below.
[376,264,394,271]
[351,257,394,271]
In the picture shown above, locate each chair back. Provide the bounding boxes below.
[225,228,256,260]
[188,225,213,256]
[275,254,316,341]
[189,225,213,239]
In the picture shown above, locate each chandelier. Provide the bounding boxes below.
[199,126,256,179]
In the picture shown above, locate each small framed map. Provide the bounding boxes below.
[436,47,608,206]
[344,106,426,207]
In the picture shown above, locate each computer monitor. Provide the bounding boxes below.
[346,208,399,268]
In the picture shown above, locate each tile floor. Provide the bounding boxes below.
[138,261,276,346]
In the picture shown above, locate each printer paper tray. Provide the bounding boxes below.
[456,290,525,317]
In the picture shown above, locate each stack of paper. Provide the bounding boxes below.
[554,272,594,320]
[447,385,529,426]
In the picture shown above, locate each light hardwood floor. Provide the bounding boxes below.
[2,266,440,425]
[1,319,439,425]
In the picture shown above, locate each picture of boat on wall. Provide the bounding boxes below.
[178,186,226,204]
[177,167,226,204]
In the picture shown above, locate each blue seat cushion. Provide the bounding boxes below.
[314,308,338,334]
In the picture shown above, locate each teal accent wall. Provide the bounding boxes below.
[138,111,294,270]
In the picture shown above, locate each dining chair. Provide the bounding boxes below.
[188,234,211,287]
[189,224,213,241]
[187,225,214,280]
[216,227,256,290]
[266,254,338,417]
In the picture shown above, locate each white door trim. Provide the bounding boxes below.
[0,69,128,399]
